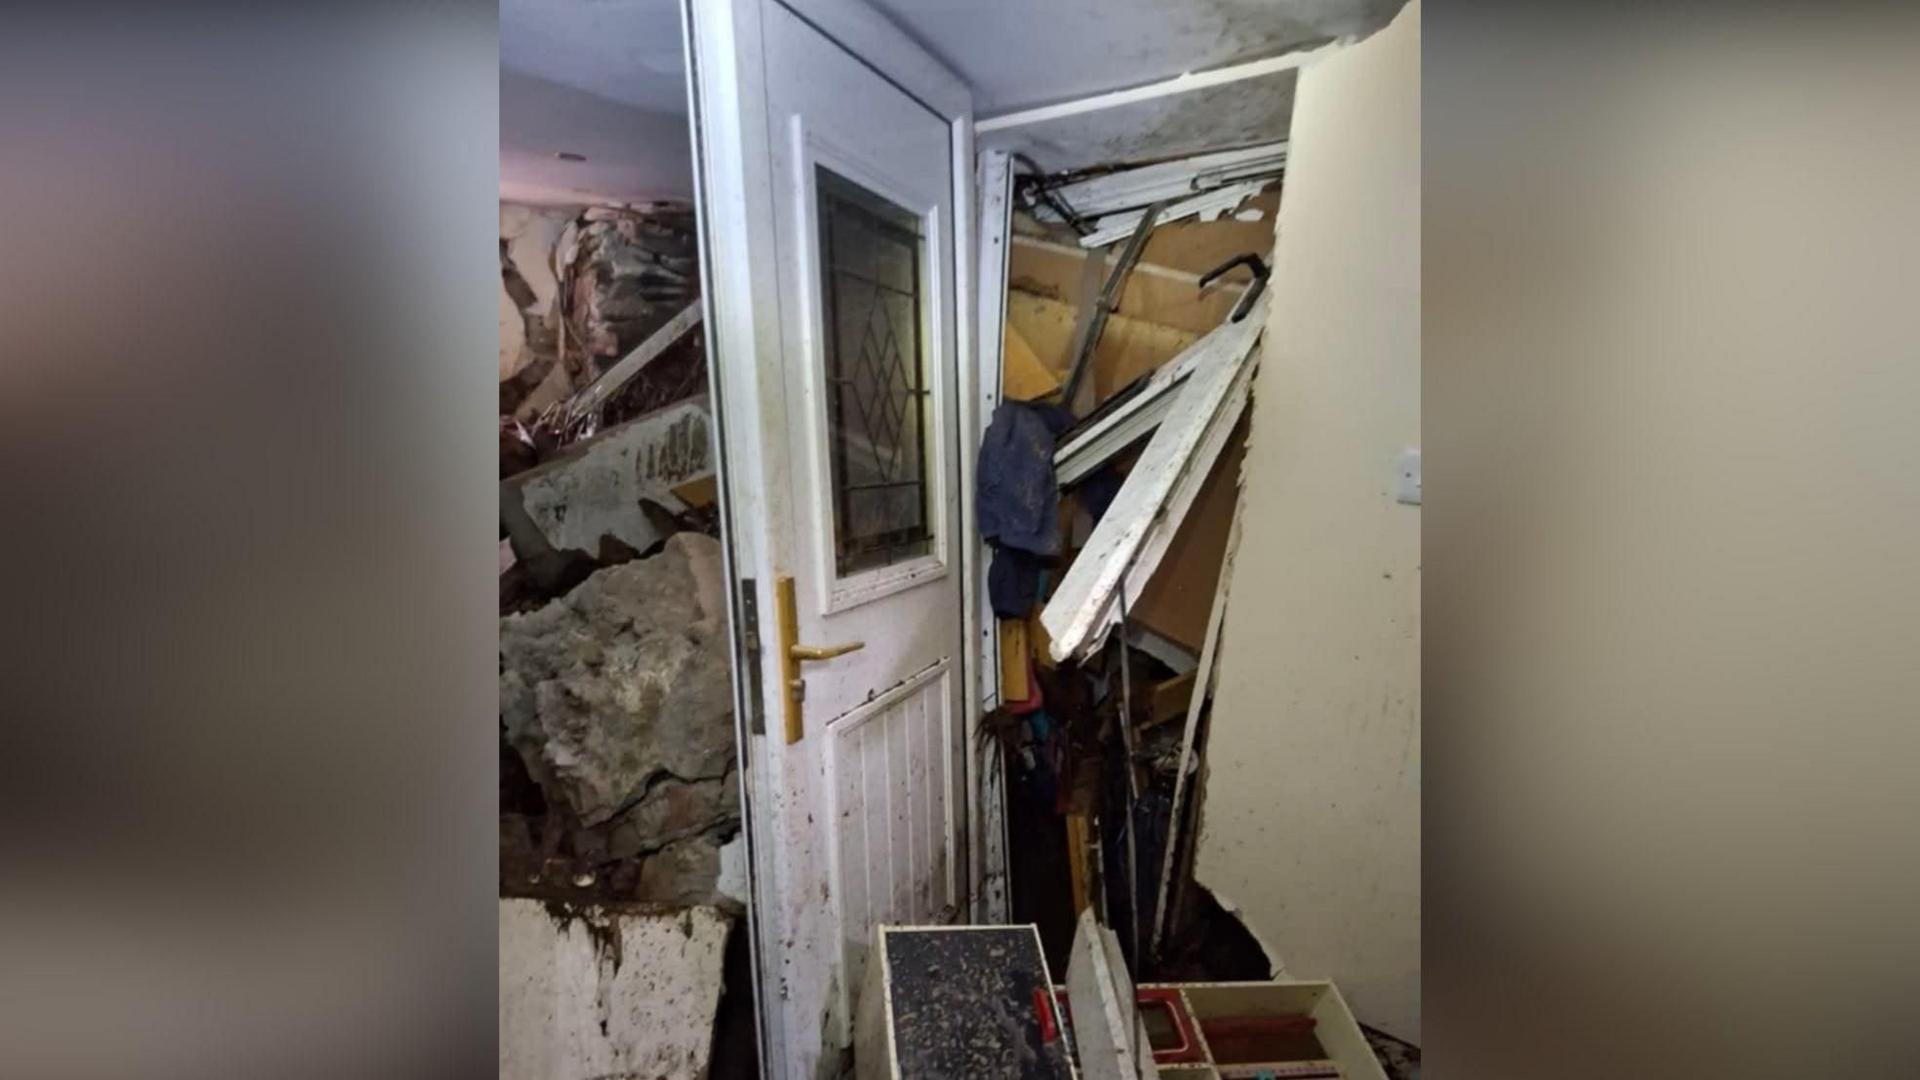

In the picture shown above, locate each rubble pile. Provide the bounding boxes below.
[499,203,706,465]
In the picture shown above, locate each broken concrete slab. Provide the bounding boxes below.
[500,532,735,829]
[499,898,731,1080]
[507,396,714,555]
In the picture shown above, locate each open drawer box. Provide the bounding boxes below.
[1063,979,1387,1080]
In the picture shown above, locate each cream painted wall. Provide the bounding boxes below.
[1192,0,1421,1043]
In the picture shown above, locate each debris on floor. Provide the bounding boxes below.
[991,144,1287,1015]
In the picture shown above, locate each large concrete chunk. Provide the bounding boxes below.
[500,532,734,830]
[499,899,731,1080]
[508,397,714,556]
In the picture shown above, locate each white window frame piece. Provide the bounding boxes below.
[1051,342,1206,486]
[1031,141,1288,223]
[1039,290,1269,663]
[968,147,1013,923]
[1079,178,1274,249]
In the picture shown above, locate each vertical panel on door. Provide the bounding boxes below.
[825,658,955,1019]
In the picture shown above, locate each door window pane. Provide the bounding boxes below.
[816,168,933,575]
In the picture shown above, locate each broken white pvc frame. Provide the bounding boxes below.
[1052,342,1204,486]
[1022,140,1287,249]
[1079,178,1273,250]
[1040,289,1268,663]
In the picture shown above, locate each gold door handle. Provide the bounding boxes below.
[790,641,865,661]
[774,576,865,744]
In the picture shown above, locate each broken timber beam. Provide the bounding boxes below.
[1040,290,1268,663]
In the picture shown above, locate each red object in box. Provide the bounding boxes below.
[1136,987,1206,1065]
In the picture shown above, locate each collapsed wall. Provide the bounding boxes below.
[499,201,705,475]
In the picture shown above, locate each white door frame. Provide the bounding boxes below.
[680,0,985,1074]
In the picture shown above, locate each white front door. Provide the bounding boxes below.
[684,1,973,1075]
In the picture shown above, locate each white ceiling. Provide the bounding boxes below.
[500,68,693,206]
[867,0,1401,115]
[500,0,692,205]
[501,0,688,113]
[497,0,1404,203]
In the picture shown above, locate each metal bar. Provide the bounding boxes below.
[1059,199,1168,414]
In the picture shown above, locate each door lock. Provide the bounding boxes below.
[775,575,865,744]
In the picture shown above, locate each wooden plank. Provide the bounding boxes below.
[1003,324,1061,401]
[1005,291,1196,410]
[1116,360,1257,642]
[1145,671,1198,729]
[999,617,1032,702]
[1139,190,1283,276]
[671,474,719,508]
[1010,235,1242,335]
[1040,292,1268,662]
[1030,611,1058,671]
[1132,420,1249,651]
[1066,812,1092,915]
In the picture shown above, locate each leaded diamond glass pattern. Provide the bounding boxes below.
[817,168,932,575]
